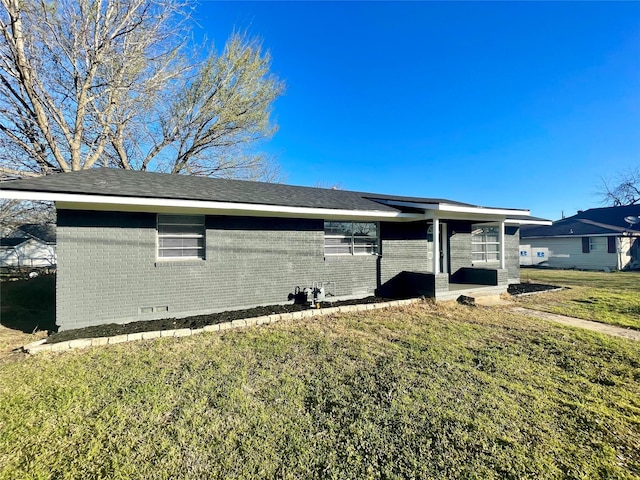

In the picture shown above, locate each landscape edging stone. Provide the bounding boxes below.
[22,298,421,355]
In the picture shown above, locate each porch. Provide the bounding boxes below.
[379,268,509,302]
[374,197,536,302]
[383,216,511,301]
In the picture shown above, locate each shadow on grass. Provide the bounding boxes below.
[0,275,56,334]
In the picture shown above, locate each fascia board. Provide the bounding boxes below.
[56,201,421,222]
[380,199,530,217]
[505,219,553,226]
[422,210,508,222]
[437,203,530,216]
[523,233,640,239]
[0,190,422,221]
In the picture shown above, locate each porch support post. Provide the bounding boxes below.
[441,222,448,274]
[500,220,506,270]
[433,218,440,274]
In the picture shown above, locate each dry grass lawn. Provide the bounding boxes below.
[1,300,639,479]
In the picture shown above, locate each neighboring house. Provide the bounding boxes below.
[0,223,56,269]
[520,205,640,271]
[0,169,548,331]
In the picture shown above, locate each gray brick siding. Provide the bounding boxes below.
[379,221,430,287]
[434,273,450,293]
[448,221,473,275]
[505,226,520,282]
[56,211,522,330]
[448,222,519,284]
[57,211,378,330]
[496,268,508,285]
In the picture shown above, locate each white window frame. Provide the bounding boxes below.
[157,214,205,260]
[324,221,379,256]
[472,224,500,263]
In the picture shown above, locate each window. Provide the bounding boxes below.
[324,221,379,256]
[589,237,606,253]
[157,214,205,259]
[472,225,500,262]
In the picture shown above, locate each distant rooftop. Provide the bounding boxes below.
[17,224,56,243]
[522,205,640,237]
[0,223,56,246]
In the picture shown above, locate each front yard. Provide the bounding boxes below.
[1,298,639,479]
[517,269,640,330]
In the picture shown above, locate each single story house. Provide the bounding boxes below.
[520,205,640,271]
[0,223,56,269]
[0,168,549,331]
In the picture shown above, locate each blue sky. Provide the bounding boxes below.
[196,1,640,221]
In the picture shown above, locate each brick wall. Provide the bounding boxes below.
[56,211,523,330]
[57,211,379,330]
[448,221,473,275]
[379,221,430,284]
[449,222,519,283]
[505,226,520,282]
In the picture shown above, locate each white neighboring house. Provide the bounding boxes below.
[520,205,640,271]
[0,224,56,269]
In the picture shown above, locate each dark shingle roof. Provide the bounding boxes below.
[0,224,56,246]
[362,192,477,208]
[0,169,397,212]
[0,168,517,213]
[521,205,640,237]
[18,224,56,243]
[0,237,26,248]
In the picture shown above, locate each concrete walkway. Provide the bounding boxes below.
[512,307,640,341]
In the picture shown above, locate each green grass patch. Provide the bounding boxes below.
[1,303,639,479]
[517,269,640,330]
[520,269,640,291]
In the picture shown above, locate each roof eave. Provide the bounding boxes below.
[0,190,421,222]
[523,232,640,239]
[375,199,531,217]
[505,219,553,226]
[1,185,540,223]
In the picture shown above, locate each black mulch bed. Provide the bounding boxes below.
[45,296,395,344]
[44,284,563,345]
[507,283,563,295]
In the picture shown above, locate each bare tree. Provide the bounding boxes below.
[0,0,284,180]
[599,167,640,207]
[0,199,55,234]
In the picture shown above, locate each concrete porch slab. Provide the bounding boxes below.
[435,284,507,302]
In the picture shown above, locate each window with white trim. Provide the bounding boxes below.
[157,214,205,259]
[472,225,500,262]
[324,221,379,255]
